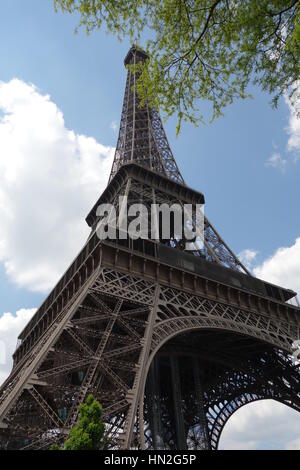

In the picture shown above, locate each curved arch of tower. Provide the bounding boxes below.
[0,45,299,450]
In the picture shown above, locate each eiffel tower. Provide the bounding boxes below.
[0,45,299,451]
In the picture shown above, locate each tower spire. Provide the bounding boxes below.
[109,45,184,184]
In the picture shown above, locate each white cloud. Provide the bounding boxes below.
[110,120,118,132]
[238,248,258,270]
[254,237,300,296]
[220,400,300,449]
[285,85,300,159]
[0,308,36,384]
[285,436,300,450]
[0,79,114,293]
[265,152,287,173]
[222,237,300,449]
[266,84,300,169]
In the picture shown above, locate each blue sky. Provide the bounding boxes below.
[1,0,299,312]
[0,0,299,449]
[0,0,299,312]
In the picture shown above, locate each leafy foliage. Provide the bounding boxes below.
[50,394,105,450]
[54,0,300,131]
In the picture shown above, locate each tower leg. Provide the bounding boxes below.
[148,359,164,449]
[193,358,210,450]
[170,356,187,450]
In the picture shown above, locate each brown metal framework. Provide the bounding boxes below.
[0,45,299,450]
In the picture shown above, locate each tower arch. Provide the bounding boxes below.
[138,324,300,450]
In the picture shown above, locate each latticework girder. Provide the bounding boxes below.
[109,47,184,185]
[0,262,299,449]
[0,45,299,450]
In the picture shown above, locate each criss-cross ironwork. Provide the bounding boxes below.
[0,45,299,450]
[109,46,184,185]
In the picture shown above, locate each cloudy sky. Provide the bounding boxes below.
[0,1,299,449]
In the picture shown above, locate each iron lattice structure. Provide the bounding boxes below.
[0,45,299,450]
